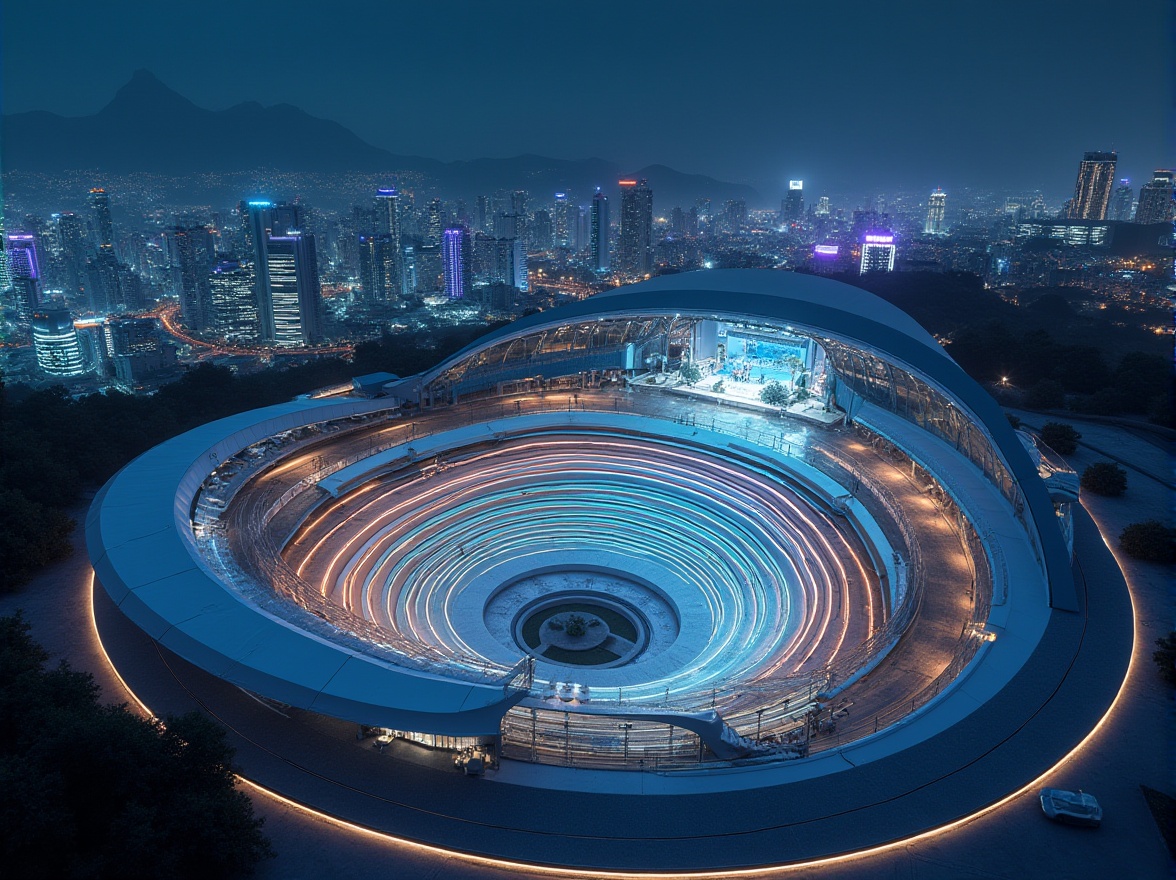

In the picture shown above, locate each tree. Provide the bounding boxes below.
[1080,462,1127,496]
[0,489,76,592]
[0,614,274,878]
[1119,521,1176,564]
[679,362,702,384]
[1040,422,1081,455]
[1154,632,1176,685]
[1004,412,1022,429]
[760,381,788,407]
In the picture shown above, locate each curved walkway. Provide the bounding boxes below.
[90,507,1130,873]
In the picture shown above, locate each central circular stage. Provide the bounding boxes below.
[509,586,653,668]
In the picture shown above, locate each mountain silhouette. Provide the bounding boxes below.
[2,71,760,206]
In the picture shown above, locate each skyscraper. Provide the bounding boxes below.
[55,213,88,296]
[6,232,40,279]
[6,232,41,320]
[166,224,216,334]
[1134,170,1174,224]
[860,232,897,273]
[427,199,443,247]
[1066,151,1117,220]
[31,307,86,376]
[265,231,322,346]
[530,210,553,251]
[1108,179,1134,221]
[782,181,804,222]
[618,178,653,277]
[814,196,831,218]
[373,187,405,299]
[553,193,571,247]
[475,196,491,234]
[924,188,947,235]
[723,199,748,233]
[442,226,472,300]
[247,200,275,336]
[590,189,610,273]
[209,259,258,340]
[89,188,116,253]
[481,236,529,292]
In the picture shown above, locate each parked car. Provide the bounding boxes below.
[1039,788,1102,827]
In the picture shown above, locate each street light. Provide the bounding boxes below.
[755,708,766,743]
[618,722,633,763]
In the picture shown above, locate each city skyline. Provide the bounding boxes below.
[1,1,1168,201]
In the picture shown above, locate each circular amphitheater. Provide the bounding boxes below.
[87,270,1131,872]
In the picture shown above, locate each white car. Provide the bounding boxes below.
[1039,788,1102,827]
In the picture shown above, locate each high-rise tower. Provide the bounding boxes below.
[1135,170,1174,224]
[209,259,258,340]
[6,233,41,320]
[265,231,322,346]
[442,226,471,300]
[89,188,115,252]
[247,200,274,337]
[427,199,443,247]
[782,181,804,223]
[924,188,947,235]
[618,178,653,277]
[166,224,216,334]
[1108,179,1134,221]
[590,190,610,273]
[374,187,405,299]
[554,193,571,248]
[31,307,86,376]
[1066,151,1117,220]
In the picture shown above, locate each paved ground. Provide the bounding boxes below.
[3,415,1168,878]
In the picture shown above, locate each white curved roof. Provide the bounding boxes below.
[599,270,947,355]
[426,269,1074,611]
[86,397,522,735]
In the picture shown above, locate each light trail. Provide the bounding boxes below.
[258,429,879,732]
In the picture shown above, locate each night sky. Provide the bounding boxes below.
[2,0,1169,201]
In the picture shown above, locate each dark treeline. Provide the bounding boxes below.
[0,322,503,591]
[846,272,1173,425]
[0,613,273,878]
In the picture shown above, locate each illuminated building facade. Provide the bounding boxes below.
[6,232,41,320]
[442,226,471,299]
[265,232,322,346]
[1135,169,1175,224]
[373,187,405,299]
[617,178,653,277]
[209,259,258,340]
[860,232,897,273]
[782,180,804,222]
[553,192,571,247]
[31,307,86,376]
[1065,150,1117,220]
[923,188,946,234]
